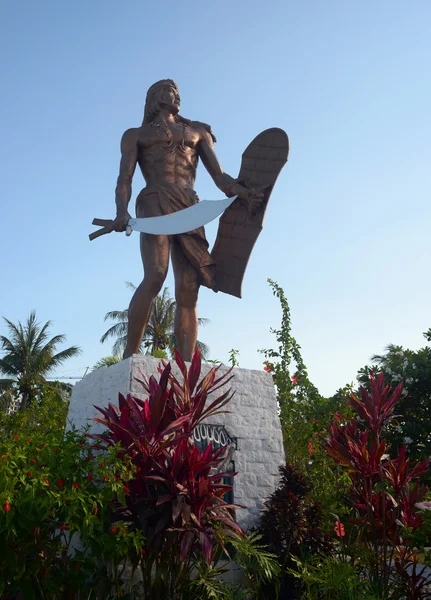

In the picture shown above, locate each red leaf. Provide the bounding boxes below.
[200,531,213,564]
[188,347,202,394]
[180,531,195,561]
[174,349,187,377]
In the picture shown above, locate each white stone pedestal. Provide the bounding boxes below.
[68,356,285,529]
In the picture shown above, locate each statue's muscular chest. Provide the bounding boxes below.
[137,123,200,154]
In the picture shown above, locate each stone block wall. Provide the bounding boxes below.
[67,355,285,529]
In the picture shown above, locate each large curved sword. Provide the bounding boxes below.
[89,196,237,241]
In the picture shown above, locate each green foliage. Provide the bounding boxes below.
[0,386,69,438]
[0,387,19,413]
[287,555,381,599]
[259,280,351,519]
[323,372,431,598]
[228,349,240,367]
[229,532,281,597]
[0,311,81,410]
[101,283,210,359]
[91,349,244,599]
[183,562,243,600]
[184,532,281,600]
[259,280,431,598]
[0,413,140,599]
[0,357,284,600]
[358,335,431,460]
[92,355,122,370]
[257,463,333,598]
[206,358,222,366]
[409,499,431,549]
[148,347,169,359]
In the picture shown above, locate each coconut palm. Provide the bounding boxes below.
[92,355,122,370]
[0,312,81,410]
[101,283,210,359]
[92,348,170,371]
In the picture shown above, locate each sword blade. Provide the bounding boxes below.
[128,196,237,236]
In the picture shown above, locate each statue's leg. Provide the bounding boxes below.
[123,233,170,359]
[171,239,199,362]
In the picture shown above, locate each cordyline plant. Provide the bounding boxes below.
[90,348,245,600]
[323,372,431,598]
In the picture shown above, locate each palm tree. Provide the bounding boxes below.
[0,312,81,410]
[92,348,170,371]
[92,355,122,370]
[101,283,210,359]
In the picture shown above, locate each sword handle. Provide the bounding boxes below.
[89,218,114,241]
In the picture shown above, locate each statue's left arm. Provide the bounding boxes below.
[196,123,263,211]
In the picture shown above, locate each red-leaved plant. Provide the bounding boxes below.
[90,348,245,600]
[323,372,431,598]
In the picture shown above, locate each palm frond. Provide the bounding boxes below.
[196,340,210,361]
[2,317,25,346]
[103,310,128,322]
[44,346,82,373]
[32,320,52,350]
[198,317,211,326]
[92,355,122,370]
[100,283,210,359]
[0,357,20,377]
[100,323,128,344]
[0,313,79,399]
[113,336,128,356]
[0,379,15,390]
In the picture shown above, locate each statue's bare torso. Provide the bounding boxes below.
[113,80,261,361]
[138,122,200,189]
[124,121,210,193]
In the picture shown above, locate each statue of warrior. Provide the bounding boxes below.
[112,79,264,361]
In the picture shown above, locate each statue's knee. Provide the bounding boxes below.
[146,269,166,296]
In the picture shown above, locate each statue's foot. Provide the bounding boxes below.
[123,348,134,360]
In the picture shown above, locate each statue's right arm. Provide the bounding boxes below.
[113,128,138,232]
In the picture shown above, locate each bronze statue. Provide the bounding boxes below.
[90,79,289,361]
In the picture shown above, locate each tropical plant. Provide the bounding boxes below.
[0,356,282,600]
[0,419,141,599]
[229,531,282,599]
[286,555,381,599]
[259,279,351,517]
[257,463,333,599]
[322,372,431,597]
[92,355,122,370]
[357,332,431,460]
[0,388,18,414]
[183,532,281,600]
[89,348,248,599]
[0,312,81,410]
[101,283,210,359]
[228,349,240,367]
[0,386,69,437]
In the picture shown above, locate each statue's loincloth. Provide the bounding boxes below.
[135,182,217,291]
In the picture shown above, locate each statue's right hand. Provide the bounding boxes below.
[113,212,132,232]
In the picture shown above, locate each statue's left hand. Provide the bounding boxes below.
[233,180,265,219]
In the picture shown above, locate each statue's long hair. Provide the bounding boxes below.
[143,79,191,127]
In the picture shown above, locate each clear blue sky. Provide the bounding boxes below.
[1,1,430,396]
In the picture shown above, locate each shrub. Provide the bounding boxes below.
[0,348,282,599]
[0,424,140,599]
[323,372,431,597]
[257,463,333,599]
[90,348,251,599]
